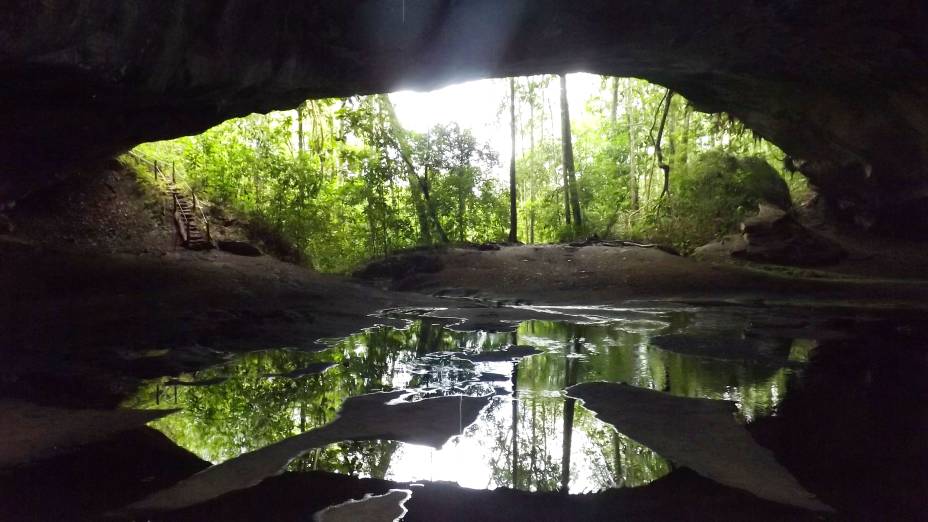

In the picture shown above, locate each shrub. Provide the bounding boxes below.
[652,150,792,252]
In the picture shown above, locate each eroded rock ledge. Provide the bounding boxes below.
[2,1,927,231]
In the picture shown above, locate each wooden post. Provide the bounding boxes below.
[172,161,176,185]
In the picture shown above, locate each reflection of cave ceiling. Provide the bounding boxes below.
[3,1,927,229]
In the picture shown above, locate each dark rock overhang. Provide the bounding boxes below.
[2,0,927,230]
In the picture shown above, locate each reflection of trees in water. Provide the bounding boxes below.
[484,324,672,492]
[483,395,671,492]
[582,415,672,488]
[124,321,514,465]
[289,440,400,479]
[485,395,563,492]
[519,320,795,420]
[125,324,456,463]
[124,315,798,485]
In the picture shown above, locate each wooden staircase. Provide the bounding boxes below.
[129,152,213,250]
[170,184,212,250]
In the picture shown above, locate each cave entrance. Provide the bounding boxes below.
[128,74,801,274]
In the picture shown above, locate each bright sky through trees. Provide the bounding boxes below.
[391,73,603,182]
[133,72,799,272]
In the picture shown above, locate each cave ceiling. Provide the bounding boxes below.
[2,0,926,228]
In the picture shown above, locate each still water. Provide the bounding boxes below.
[125,307,812,494]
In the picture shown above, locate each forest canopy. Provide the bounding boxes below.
[132,76,806,273]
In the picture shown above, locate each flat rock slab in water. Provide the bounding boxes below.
[313,489,412,522]
[0,401,175,467]
[475,372,510,382]
[125,391,490,513]
[567,382,832,512]
[264,362,337,379]
[651,334,790,363]
[462,345,541,362]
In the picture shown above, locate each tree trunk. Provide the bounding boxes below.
[458,190,466,243]
[655,89,674,199]
[529,81,536,244]
[681,105,691,167]
[420,164,449,243]
[563,164,572,226]
[530,82,536,151]
[625,80,639,211]
[610,77,618,127]
[560,74,582,228]
[508,77,518,243]
[296,103,305,154]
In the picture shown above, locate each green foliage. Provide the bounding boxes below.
[649,150,792,252]
[134,75,803,267]
[134,99,509,272]
[125,318,791,487]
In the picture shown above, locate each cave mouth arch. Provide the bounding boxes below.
[3,0,927,232]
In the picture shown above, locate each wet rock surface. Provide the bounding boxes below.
[0,427,209,522]
[313,489,412,522]
[567,382,831,511]
[650,334,792,364]
[158,468,820,522]
[0,401,176,467]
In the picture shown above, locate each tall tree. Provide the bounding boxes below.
[381,95,448,243]
[654,88,674,199]
[610,77,619,127]
[624,80,639,211]
[296,102,305,154]
[559,74,583,228]
[508,77,518,243]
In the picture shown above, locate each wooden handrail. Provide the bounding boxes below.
[128,150,211,245]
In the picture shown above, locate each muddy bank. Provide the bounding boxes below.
[358,244,928,306]
[0,239,440,407]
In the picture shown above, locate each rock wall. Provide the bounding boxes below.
[2,1,927,231]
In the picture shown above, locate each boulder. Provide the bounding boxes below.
[732,204,846,267]
[693,203,846,267]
